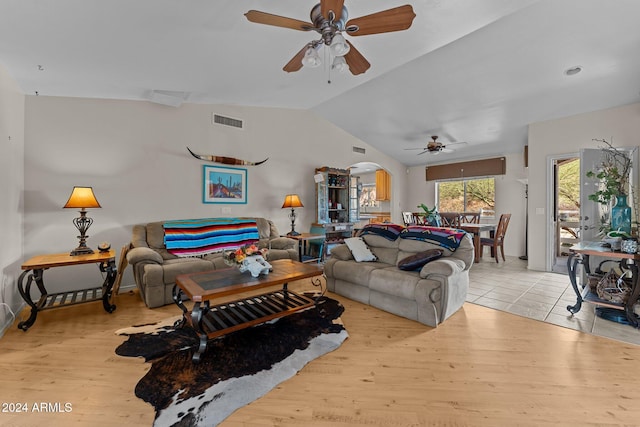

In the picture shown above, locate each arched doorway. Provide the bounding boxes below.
[349,162,393,226]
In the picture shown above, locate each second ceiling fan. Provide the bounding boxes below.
[245,0,416,75]
[406,136,467,155]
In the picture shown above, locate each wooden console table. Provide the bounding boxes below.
[567,242,640,327]
[17,250,117,331]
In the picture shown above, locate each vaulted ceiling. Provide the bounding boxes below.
[2,0,639,166]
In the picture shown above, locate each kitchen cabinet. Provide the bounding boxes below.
[375,169,391,201]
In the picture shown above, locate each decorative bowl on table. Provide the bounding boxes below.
[603,237,622,251]
[224,244,271,277]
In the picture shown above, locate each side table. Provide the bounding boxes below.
[17,249,117,331]
[284,233,325,263]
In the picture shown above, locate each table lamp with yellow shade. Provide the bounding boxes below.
[63,186,102,256]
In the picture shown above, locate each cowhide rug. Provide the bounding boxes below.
[115,296,347,427]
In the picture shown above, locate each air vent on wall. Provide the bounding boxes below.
[212,114,244,129]
[353,146,366,154]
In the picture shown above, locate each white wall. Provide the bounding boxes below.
[528,102,640,271]
[0,64,25,334]
[23,96,407,292]
[406,152,528,259]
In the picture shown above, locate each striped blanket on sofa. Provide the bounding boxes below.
[163,218,259,257]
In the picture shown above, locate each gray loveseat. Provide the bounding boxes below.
[126,217,298,308]
[324,226,474,327]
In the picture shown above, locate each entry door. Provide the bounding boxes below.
[579,148,605,242]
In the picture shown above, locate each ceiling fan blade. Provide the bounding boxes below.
[245,10,314,31]
[283,45,309,73]
[321,0,345,21]
[343,41,370,75]
[346,5,416,36]
[417,150,430,156]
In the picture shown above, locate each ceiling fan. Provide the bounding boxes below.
[244,1,416,75]
[405,136,466,155]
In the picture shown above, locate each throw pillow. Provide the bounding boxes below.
[397,249,443,271]
[344,237,377,262]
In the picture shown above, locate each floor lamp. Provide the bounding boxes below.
[517,179,528,260]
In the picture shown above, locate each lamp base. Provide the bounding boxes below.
[70,246,95,256]
[287,231,301,236]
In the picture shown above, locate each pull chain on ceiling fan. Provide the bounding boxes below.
[245,1,416,76]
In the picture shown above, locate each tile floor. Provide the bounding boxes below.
[467,255,640,346]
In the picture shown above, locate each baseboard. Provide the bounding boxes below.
[0,301,25,339]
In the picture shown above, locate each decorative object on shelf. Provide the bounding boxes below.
[586,139,636,235]
[98,242,111,252]
[417,203,441,226]
[282,194,304,236]
[596,268,632,304]
[603,235,622,251]
[187,147,268,166]
[63,186,102,256]
[202,165,248,204]
[224,244,271,277]
[612,194,632,234]
[621,238,638,254]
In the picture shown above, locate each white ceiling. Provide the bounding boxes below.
[2,0,639,166]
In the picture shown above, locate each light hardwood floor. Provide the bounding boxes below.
[2,277,640,427]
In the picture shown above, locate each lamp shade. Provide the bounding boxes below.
[330,33,350,57]
[332,56,349,73]
[63,186,101,209]
[302,46,321,68]
[282,194,303,209]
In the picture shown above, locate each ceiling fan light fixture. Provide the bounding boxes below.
[332,56,349,73]
[302,46,322,68]
[330,33,350,56]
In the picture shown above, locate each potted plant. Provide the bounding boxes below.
[585,139,635,235]
[417,203,441,226]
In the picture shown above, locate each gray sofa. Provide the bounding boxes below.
[126,217,298,308]
[324,228,474,327]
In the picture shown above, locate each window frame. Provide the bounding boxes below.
[435,176,496,219]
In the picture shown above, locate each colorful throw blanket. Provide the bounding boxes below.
[400,226,466,251]
[358,223,406,241]
[164,218,259,257]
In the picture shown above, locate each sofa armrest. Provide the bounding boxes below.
[126,247,163,265]
[269,236,296,250]
[329,244,354,261]
[419,258,465,278]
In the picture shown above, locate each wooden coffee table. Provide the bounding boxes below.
[173,259,324,362]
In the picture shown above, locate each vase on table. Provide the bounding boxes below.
[238,255,272,278]
[611,194,632,234]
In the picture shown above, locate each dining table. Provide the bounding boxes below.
[457,222,497,262]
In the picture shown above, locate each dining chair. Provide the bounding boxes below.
[308,225,326,262]
[460,212,480,224]
[480,213,511,262]
[412,212,427,225]
[439,212,461,227]
[402,211,415,226]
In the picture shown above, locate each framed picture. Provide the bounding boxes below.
[202,165,248,204]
